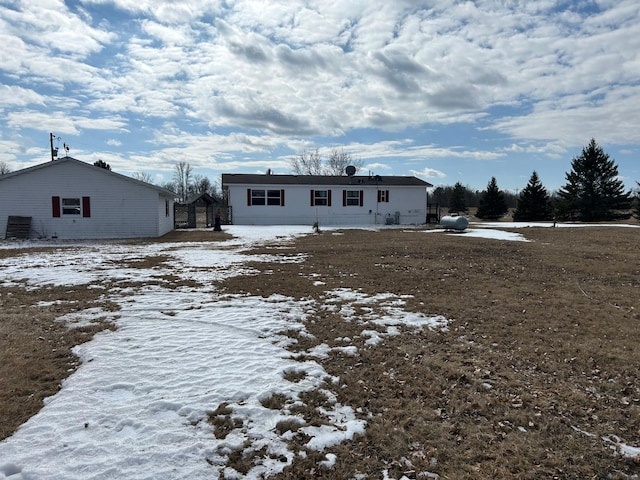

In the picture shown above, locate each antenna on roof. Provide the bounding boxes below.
[49,132,60,161]
[345,165,356,184]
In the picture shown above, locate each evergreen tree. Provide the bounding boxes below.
[449,182,468,214]
[476,177,508,219]
[634,181,640,220]
[93,159,111,170]
[513,171,552,221]
[557,139,631,221]
[429,185,450,208]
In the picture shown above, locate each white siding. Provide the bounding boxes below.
[157,197,175,237]
[0,160,175,239]
[228,183,426,226]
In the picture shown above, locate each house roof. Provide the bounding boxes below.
[0,156,177,197]
[222,173,432,188]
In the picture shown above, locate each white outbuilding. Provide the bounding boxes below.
[0,156,176,240]
[222,172,432,226]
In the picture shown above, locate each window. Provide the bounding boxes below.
[52,196,91,218]
[378,190,390,203]
[251,189,266,205]
[62,198,81,215]
[267,189,283,206]
[247,189,285,206]
[310,189,332,206]
[343,190,363,207]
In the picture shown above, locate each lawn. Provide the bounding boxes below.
[1,223,639,479]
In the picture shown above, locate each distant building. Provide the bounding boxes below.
[222,172,432,226]
[0,156,176,240]
[174,192,222,229]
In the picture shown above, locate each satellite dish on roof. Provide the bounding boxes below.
[345,165,356,176]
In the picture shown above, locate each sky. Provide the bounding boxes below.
[1,224,639,479]
[1,0,639,193]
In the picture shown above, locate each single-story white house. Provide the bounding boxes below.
[222,172,433,226]
[0,156,176,240]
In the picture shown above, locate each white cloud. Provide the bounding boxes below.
[365,163,392,171]
[410,167,447,181]
[1,0,114,58]
[0,85,47,108]
[2,0,639,190]
[490,84,640,146]
[6,110,127,136]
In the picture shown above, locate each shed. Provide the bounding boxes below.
[0,156,176,240]
[174,193,222,229]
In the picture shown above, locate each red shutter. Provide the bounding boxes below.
[281,189,285,206]
[310,190,314,206]
[342,190,347,207]
[82,197,91,217]
[247,189,251,206]
[328,190,332,207]
[359,190,364,207]
[52,196,61,217]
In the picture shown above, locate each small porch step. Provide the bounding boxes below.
[5,216,32,239]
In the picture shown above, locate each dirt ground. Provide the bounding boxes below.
[1,223,639,479]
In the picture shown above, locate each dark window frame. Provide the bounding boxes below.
[247,188,285,206]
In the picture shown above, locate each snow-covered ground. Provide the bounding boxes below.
[421,227,531,241]
[0,226,446,479]
[473,220,640,230]
[0,224,638,479]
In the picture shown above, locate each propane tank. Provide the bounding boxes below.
[440,215,469,231]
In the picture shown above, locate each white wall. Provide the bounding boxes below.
[0,161,174,239]
[227,183,426,226]
[157,196,175,237]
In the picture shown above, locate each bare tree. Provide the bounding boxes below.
[290,147,362,175]
[290,148,323,175]
[173,161,193,201]
[326,148,363,175]
[193,174,213,195]
[132,171,155,184]
[0,160,11,175]
[161,181,177,193]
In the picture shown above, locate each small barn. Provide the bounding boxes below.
[0,156,176,240]
[174,193,222,229]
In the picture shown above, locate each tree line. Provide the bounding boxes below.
[289,147,364,176]
[91,159,223,203]
[156,161,222,202]
[1,139,638,220]
[432,139,639,222]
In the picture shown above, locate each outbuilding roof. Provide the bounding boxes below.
[222,173,432,187]
[0,156,177,197]
[179,192,221,205]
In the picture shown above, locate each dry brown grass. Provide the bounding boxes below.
[1,224,639,479]
[218,225,640,479]
[0,280,118,439]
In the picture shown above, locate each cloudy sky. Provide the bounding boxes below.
[1,0,639,192]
